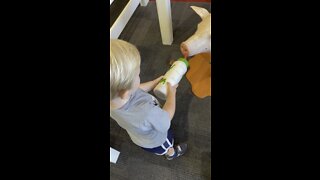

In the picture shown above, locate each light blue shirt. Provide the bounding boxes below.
[110,88,171,148]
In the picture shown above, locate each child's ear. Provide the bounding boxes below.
[118,89,130,99]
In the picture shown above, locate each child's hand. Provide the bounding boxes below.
[141,76,165,92]
[153,76,164,84]
[166,82,179,95]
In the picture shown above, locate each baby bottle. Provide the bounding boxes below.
[153,58,189,100]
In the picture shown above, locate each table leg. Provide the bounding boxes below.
[155,0,173,45]
[140,0,149,6]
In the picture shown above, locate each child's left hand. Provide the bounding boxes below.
[153,76,164,84]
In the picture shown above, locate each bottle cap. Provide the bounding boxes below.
[178,58,189,68]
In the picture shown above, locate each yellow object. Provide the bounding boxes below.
[186,53,211,98]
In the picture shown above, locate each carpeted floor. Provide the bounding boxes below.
[150,0,211,2]
[110,2,211,180]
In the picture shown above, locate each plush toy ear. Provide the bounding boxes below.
[190,6,210,20]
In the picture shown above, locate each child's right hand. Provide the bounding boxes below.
[166,82,179,95]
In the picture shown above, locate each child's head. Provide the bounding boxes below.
[110,39,141,100]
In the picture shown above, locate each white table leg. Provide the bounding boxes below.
[140,0,149,6]
[155,0,173,45]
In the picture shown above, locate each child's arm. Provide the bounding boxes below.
[139,76,163,92]
[162,83,178,120]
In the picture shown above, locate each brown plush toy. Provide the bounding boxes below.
[186,53,211,98]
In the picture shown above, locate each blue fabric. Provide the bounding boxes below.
[141,130,174,155]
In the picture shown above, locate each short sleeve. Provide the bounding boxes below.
[146,104,171,133]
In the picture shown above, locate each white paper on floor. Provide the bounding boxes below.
[110,147,120,163]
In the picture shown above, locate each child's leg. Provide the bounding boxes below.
[164,134,187,160]
[165,143,188,160]
[141,130,187,159]
[165,147,175,156]
[165,130,175,156]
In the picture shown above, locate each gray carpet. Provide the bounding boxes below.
[110,2,211,180]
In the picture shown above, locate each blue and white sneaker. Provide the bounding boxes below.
[165,143,187,160]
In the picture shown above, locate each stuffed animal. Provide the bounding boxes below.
[180,6,211,58]
[181,6,211,98]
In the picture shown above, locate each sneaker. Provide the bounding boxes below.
[165,143,187,160]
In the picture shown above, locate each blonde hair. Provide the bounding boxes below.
[110,39,141,100]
